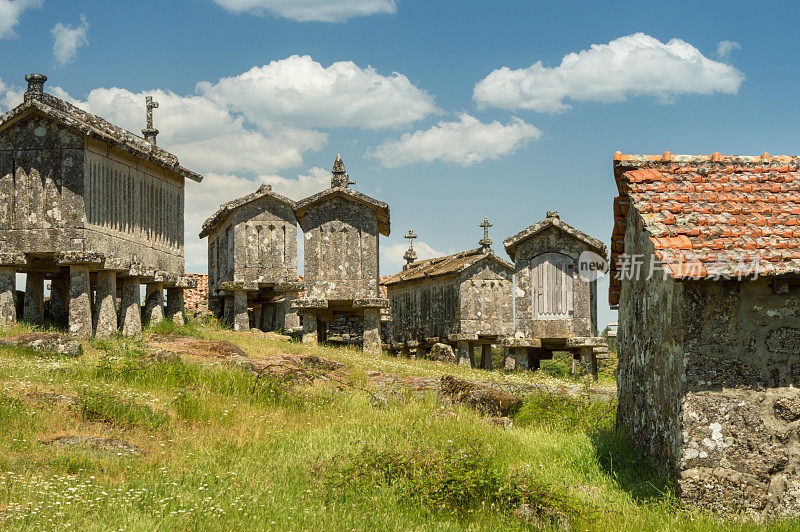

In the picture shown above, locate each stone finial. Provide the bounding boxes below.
[479,217,493,252]
[331,154,356,188]
[24,74,47,101]
[257,184,273,192]
[142,96,160,145]
[403,228,418,267]
[546,211,560,219]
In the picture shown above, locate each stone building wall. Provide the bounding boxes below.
[458,260,513,338]
[183,273,209,312]
[512,225,597,338]
[231,198,297,284]
[302,197,379,300]
[618,207,800,516]
[388,276,460,343]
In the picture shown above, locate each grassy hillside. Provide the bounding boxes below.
[0,322,796,531]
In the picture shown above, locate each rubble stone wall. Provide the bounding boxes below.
[302,197,379,300]
[512,225,597,338]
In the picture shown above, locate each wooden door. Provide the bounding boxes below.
[531,253,573,320]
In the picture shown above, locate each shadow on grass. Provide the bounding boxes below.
[590,425,675,504]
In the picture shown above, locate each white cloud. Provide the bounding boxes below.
[716,40,741,60]
[474,32,745,113]
[199,55,437,130]
[212,0,396,22]
[370,114,541,167]
[381,240,445,273]
[51,15,89,66]
[0,0,40,39]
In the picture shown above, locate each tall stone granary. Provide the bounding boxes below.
[612,151,800,517]
[0,74,202,337]
[199,184,302,332]
[291,155,390,352]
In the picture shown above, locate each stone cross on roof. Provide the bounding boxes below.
[142,96,159,145]
[331,154,356,188]
[479,217,493,252]
[403,228,418,266]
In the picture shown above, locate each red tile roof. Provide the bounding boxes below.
[610,152,800,306]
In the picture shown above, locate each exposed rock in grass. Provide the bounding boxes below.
[429,343,456,364]
[486,416,513,429]
[239,354,347,385]
[41,435,145,456]
[439,375,522,417]
[0,332,82,357]
[28,391,77,405]
[513,503,570,529]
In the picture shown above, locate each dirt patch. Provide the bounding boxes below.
[146,335,247,363]
[41,435,145,456]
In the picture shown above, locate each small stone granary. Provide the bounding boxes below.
[292,155,390,352]
[612,151,800,516]
[503,211,607,376]
[0,74,201,337]
[383,220,514,367]
[200,185,302,332]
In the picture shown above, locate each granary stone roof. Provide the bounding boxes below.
[294,157,390,236]
[0,79,202,183]
[610,151,800,305]
[382,248,513,287]
[199,184,295,238]
[503,212,606,262]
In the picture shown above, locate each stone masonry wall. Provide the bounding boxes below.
[458,260,513,338]
[183,273,208,312]
[616,208,685,480]
[387,276,459,343]
[512,226,597,339]
[303,197,379,300]
[232,197,297,284]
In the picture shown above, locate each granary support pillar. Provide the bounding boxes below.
[482,345,494,370]
[93,270,118,339]
[0,266,16,327]
[166,287,186,326]
[251,303,263,331]
[223,295,234,327]
[121,276,142,337]
[302,312,319,345]
[281,297,300,332]
[578,347,598,380]
[23,272,45,324]
[456,341,473,367]
[363,308,382,353]
[144,282,165,326]
[68,265,92,337]
[49,274,69,326]
[232,290,249,332]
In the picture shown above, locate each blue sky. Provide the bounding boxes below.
[2,0,798,328]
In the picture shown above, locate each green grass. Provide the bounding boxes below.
[0,322,798,530]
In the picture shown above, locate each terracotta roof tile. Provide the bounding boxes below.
[610,152,800,305]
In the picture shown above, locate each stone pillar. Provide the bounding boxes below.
[252,303,263,331]
[144,282,164,326]
[23,272,45,324]
[232,290,249,332]
[503,348,516,371]
[280,295,300,332]
[49,274,69,325]
[166,287,186,326]
[93,270,118,339]
[363,308,381,353]
[579,347,598,380]
[121,276,142,337]
[482,344,494,370]
[302,312,318,345]
[0,266,16,327]
[223,296,234,327]
[457,341,472,367]
[68,265,92,337]
[513,348,529,372]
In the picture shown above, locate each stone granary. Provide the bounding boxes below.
[0,74,201,337]
[292,155,389,352]
[503,211,607,377]
[612,151,800,516]
[200,184,301,332]
[383,220,514,367]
